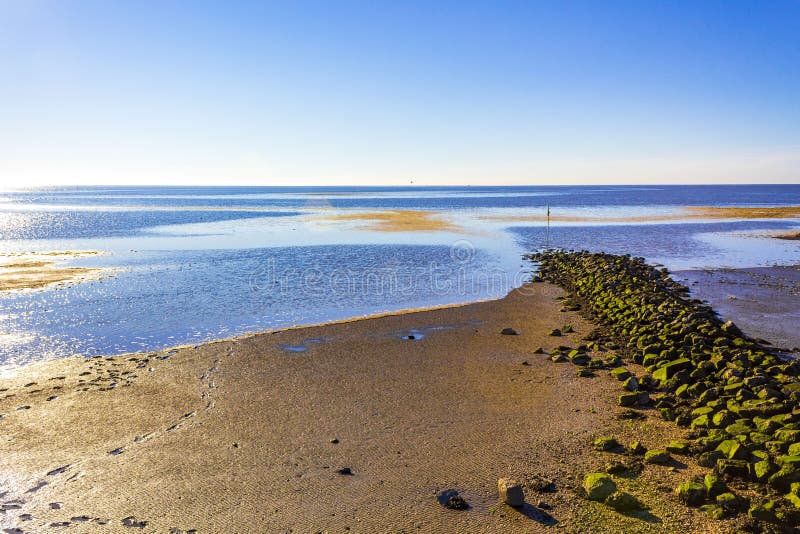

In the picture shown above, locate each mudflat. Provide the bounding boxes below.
[0,283,725,532]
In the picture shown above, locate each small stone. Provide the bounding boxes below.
[336,467,353,475]
[330,438,339,444]
[436,489,468,510]
[497,478,525,507]
[536,499,551,509]
[501,328,519,336]
[548,329,562,337]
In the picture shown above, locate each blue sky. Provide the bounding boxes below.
[1,0,799,185]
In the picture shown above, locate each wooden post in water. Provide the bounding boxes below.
[545,204,550,250]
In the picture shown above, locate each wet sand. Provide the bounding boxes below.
[312,209,459,232]
[0,282,731,533]
[675,265,800,353]
[0,252,103,291]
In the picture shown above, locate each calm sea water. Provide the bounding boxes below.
[1,185,799,364]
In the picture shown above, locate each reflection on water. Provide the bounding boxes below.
[0,185,798,365]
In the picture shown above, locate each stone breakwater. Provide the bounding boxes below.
[531,250,800,528]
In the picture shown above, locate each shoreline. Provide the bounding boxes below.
[0,280,725,533]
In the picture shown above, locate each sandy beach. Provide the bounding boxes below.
[0,281,733,533]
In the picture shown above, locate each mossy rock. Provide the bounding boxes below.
[748,500,777,522]
[712,411,735,428]
[622,376,639,392]
[610,367,631,381]
[715,459,750,479]
[628,441,647,456]
[644,449,671,465]
[698,450,724,468]
[725,422,753,436]
[788,443,800,456]
[750,459,775,482]
[715,492,740,513]
[785,482,800,509]
[532,347,545,354]
[562,324,574,334]
[583,472,617,501]
[776,429,800,442]
[652,358,693,383]
[605,491,644,512]
[676,481,706,506]
[704,474,727,497]
[699,504,725,520]
[691,414,711,429]
[666,441,690,455]
[548,329,562,337]
[617,393,638,407]
[716,439,749,460]
[593,436,620,452]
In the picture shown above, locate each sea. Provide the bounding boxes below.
[1,185,799,365]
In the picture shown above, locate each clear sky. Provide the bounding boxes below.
[1,0,799,186]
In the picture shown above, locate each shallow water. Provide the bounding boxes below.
[1,185,798,364]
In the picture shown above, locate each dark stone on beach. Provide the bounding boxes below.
[330,438,339,444]
[548,329,562,337]
[436,489,469,510]
[336,467,353,475]
[121,516,148,528]
[501,328,519,335]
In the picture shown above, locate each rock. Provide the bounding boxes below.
[699,504,726,520]
[436,489,468,510]
[501,328,519,336]
[751,459,775,482]
[652,358,693,383]
[610,368,631,381]
[532,347,545,354]
[536,500,551,509]
[576,368,593,378]
[644,449,671,465]
[593,437,619,452]
[617,393,638,407]
[336,467,353,475]
[666,441,690,455]
[563,324,574,333]
[715,459,750,479]
[698,451,724,468]
[675,481,706,506]
[748,500,777,522]
[497,478,525,507]
[548,329,562,337]
[622,376,639,391]
[583,473,616,501]
[715,492,739,512]
[330,438,339,444]
[605,491,643,511]
[785,482,800,509]
[628,441,647,455]
[716,440,749,460]
[703,474,727,497]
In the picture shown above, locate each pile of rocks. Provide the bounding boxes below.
[532,250,800,526]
